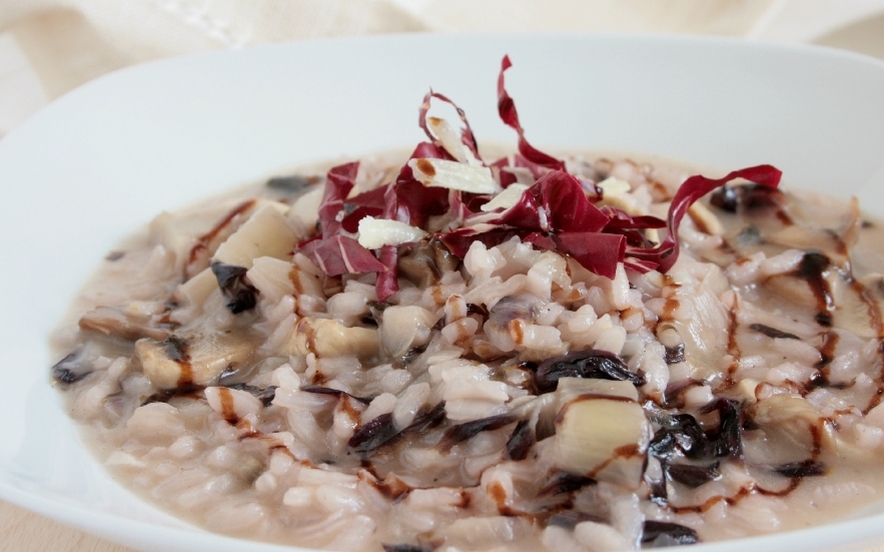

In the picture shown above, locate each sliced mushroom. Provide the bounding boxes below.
[135,332,255,389]
[397,239,460,288]
[282,317,379,360]
[747,395,833,465]
[205,386,264,423]
[78,304,172,342]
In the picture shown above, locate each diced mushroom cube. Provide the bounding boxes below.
[213,204,298,268]
[553,378,650,489]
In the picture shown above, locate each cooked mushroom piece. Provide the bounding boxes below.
[135,332,255,389]
[78,304,172,342]
[282,317,379,360]
[747,395,834,466]
[378,305,439,359]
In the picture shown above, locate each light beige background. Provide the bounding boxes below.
[2,0,884,550]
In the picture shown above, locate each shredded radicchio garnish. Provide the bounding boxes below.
[210,261,259,314]
[649,399,743,462]
[297,56,783,301]
[439,414,518,452]
[349,412,400,453]
[641,520,700,546]
[534,349,645,393]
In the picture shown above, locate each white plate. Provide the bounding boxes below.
[2,33,884,552]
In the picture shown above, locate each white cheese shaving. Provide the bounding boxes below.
[357,216,428,249]
[426,117,483,166]
[480,183,529,212]
[408,158,501,195]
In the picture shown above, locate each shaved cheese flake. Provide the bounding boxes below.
[427,117,482,166]
[481,183,529,212]
[409,158,502,195]
[357,216,428,250]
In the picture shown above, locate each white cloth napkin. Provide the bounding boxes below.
[1,0,884,137]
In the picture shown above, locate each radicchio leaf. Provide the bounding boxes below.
[300,384,374,404]
[493,170,609,233]
[52,351,92,384]
[419,90,481,160]
[665,462,720,488]
[340,185,386,233]
[295,56,784,306]
[349,412,400,453]
[300,234,386,277]
[375,244,400,302]
[649,399,743,462]
[497,55,566,171]
[537,472,598,497]
[382,545,431,552]
[642,520,700,546]
[627,165,782,273]
[318,161,360,236]
[547,511,606,530]
[773,459,827,478]
[211,261,258,314]
[439,170,627,278]
[391,145,452,228]
[553,231,625,279]
[505,419,535,461]
[534,349,645,393]
[439,414,517,452]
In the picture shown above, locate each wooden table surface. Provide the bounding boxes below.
[0,499,132,552]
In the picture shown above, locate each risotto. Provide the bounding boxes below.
[50,58,884,551]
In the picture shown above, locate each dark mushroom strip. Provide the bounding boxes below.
[439,414,518,452]
[78,305,172,342]
[396,238,460,288]
[505,419,535,461]
[537,472,597,497]
[382,544,432,552]
[51,350,93,384]
[349,413,401,453]
[641,520,700,546]
[535,349,645,393]
[665,462,720,488]
[547,511,607,530]
[300,384,374,405]
[266,174,314,194]
[749,323,800,340]
[211,262,259,314]
[347,402,447,456]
